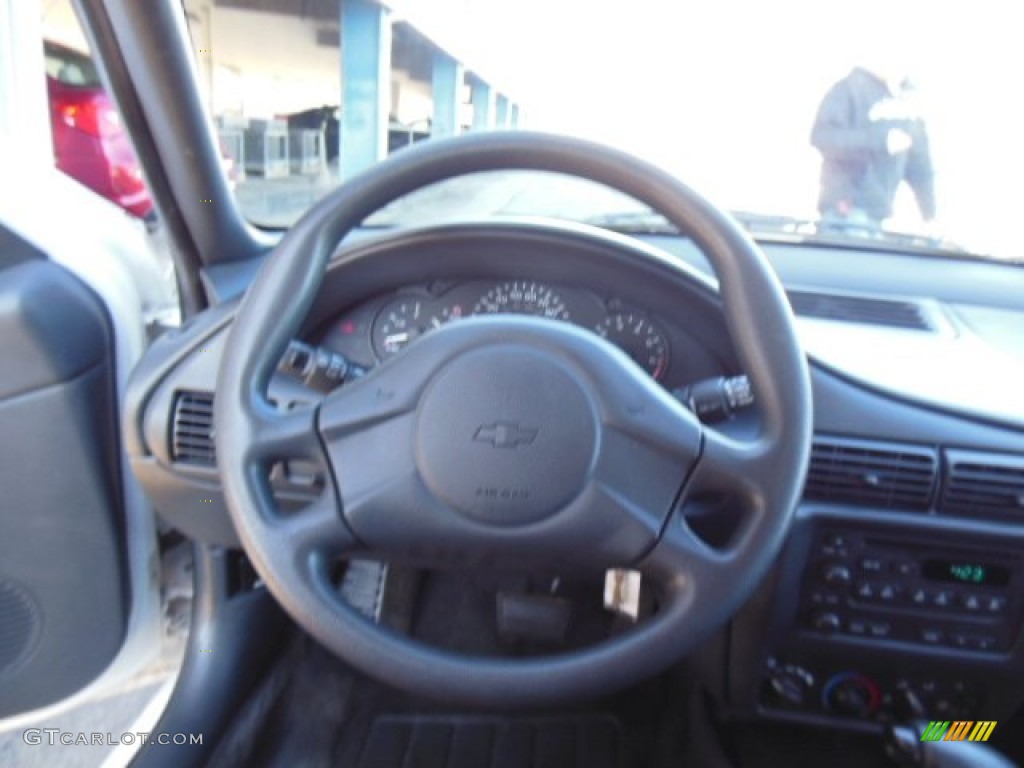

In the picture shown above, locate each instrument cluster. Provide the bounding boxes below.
[319,279,673,381]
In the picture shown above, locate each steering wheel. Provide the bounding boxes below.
[215,132,811,706]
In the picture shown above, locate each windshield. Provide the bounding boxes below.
[183,0,1022,262]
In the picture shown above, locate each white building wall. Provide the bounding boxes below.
[192,4,341,119]
[39,1,491,138]
[39,0,87,50]
[391,69,432,126]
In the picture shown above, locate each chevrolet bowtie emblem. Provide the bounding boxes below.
[473,421,539,449]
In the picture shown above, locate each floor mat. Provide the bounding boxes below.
[356,714,624,768]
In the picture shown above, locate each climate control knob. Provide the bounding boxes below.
[766,664,815,707]
[823,672,882,718]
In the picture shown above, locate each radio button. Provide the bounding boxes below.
[962,594,982,612]
[972,635,997,652]
[932,590,955,609]
[878,584,898,602]
[986,596,1007,614]
[809,591,841,607]
[854,582,875,601]
[868,622,891,638]
[910,588,929,606]
[822,532,847,549]
[894,561,916,577]
[848,619,868,636]
[921,628,945,645]
[820,533,849,557]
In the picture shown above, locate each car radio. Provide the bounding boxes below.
[799,528,1020,653]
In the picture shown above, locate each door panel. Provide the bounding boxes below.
[0,231,129,717]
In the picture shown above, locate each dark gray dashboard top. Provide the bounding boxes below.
[201,223,1024,430]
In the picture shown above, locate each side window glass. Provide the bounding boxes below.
[41,0,180,331]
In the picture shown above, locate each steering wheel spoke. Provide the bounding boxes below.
[689,428,770,507]
[272,490,359,562]
[643,508,734,588]
[247,401,323,465]
[642,426,774,576]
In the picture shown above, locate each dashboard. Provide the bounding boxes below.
[125,220,1024,742]
[319,279,675,383]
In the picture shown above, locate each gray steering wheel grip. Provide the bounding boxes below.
[214,131,812,706]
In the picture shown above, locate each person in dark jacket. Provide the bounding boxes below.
[811,65,936,232]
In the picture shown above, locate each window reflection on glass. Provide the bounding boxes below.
[40,0,179,328]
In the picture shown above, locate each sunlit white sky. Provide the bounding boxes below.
[395,0,1024,256]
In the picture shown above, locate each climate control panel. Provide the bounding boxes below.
[761,657,984,722]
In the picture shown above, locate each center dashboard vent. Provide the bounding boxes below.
[172,390,215,466]
[940,450,1024,521]
[787,290,933,331]
[805,436,938,511]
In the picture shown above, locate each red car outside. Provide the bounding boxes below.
[44,40,154,220]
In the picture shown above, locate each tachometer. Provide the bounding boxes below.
[472,281,570,320]
[595,312,670,380]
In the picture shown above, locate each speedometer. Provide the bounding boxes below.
[595,312,670,381]
[472,281,570,320]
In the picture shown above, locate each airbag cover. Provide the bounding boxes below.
[415,345,597,525]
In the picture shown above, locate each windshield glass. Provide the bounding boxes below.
[184,0,1022,262]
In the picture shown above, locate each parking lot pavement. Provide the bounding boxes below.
[231,164,643,230]
[234,170,343,227]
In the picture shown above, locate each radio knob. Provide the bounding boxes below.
[813,612,842,633]
[821,562,852,586]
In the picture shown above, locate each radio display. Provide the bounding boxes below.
[922,559,1010,586]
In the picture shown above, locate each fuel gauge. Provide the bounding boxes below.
[372,297,429,359]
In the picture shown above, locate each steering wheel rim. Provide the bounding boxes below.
[215,131,811,706]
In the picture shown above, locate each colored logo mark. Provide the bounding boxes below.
[920,720,997,742]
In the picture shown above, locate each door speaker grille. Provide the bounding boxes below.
[0,578,41,680]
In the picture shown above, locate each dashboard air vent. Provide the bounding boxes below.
[940,450,1024,521]
[172,391,215,466]
[787,290,932,331]
[805,436,937,511]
